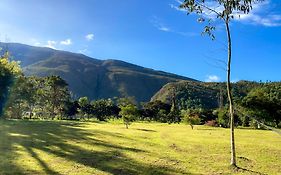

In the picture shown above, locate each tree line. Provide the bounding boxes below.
[3,73,183,127]
[1,51,280,129]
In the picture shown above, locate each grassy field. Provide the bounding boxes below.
[0,120,280,175]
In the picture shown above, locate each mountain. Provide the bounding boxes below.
[1,42,196,102]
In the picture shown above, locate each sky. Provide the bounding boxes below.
[0,0,280,82]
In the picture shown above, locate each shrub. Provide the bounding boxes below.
[205,120,218,127]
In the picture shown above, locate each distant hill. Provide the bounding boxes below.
[151,80,261,109]
[1,42,196,102]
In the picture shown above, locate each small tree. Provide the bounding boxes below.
[181,110,201,129]
[179,0,263,166]
[119,104,139,129]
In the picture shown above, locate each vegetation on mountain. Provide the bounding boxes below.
[1,42,195,103]
[152,80,281,128]
[240,83,281,127]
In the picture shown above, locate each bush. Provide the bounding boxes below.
[205,120,218,127]
[216,109,229,128]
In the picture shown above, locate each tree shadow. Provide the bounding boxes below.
[135,128,157,132]
[231,165,267,175]
[0,120,192,175]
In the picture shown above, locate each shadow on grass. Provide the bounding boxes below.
[136,128,157,132]
[231,165,267,175]
[196,128,218,131]
[230,163,266,175]
[0,120,191,175]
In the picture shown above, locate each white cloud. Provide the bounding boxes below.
[28,38,41,47]
[231,79,240,83]
[34,42,41,46]
[151,16,171,32]
[45,40,57,49]
[78,48,88,54]
[238,13,281,27]
[86,34,94,41]
[159,26,171,32]
[233,0,281,27]
[169,3,185,12]
[60,39,72,45]
[150,16,197,37]
[205,75,220,82]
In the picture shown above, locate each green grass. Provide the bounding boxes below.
[0,120,280,175]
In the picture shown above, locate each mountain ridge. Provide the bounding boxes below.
[1,42,197,102]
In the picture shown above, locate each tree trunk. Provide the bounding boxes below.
[226,20,236,167]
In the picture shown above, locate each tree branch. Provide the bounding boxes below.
[194,0,224,20]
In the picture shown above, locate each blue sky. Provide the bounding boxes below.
[0,0,280,82]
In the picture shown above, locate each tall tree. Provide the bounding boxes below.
[179,0,263,166]
[45,76,70,119]
[0,51,21,116]
[92,99,112,121]
[78,96,92,119]
[4,76,37,119]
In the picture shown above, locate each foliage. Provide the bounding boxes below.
[119,104,139,129]
[65,100,80,119]
[4,75,71,120]
[216,108,230,128]
[241,83,281,127]
[117,97,136,107]
[4,76,37,119]
[92,99,120,121]
[0,51,21,116]
[181,109,201,129]
[141,100,171,122]
[167,109,181,124]
[78,96,91,119]
[152,81,264,111]
[45,76,70,118]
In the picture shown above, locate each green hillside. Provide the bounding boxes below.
[151,80,263,109]
[1,42,196,102]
